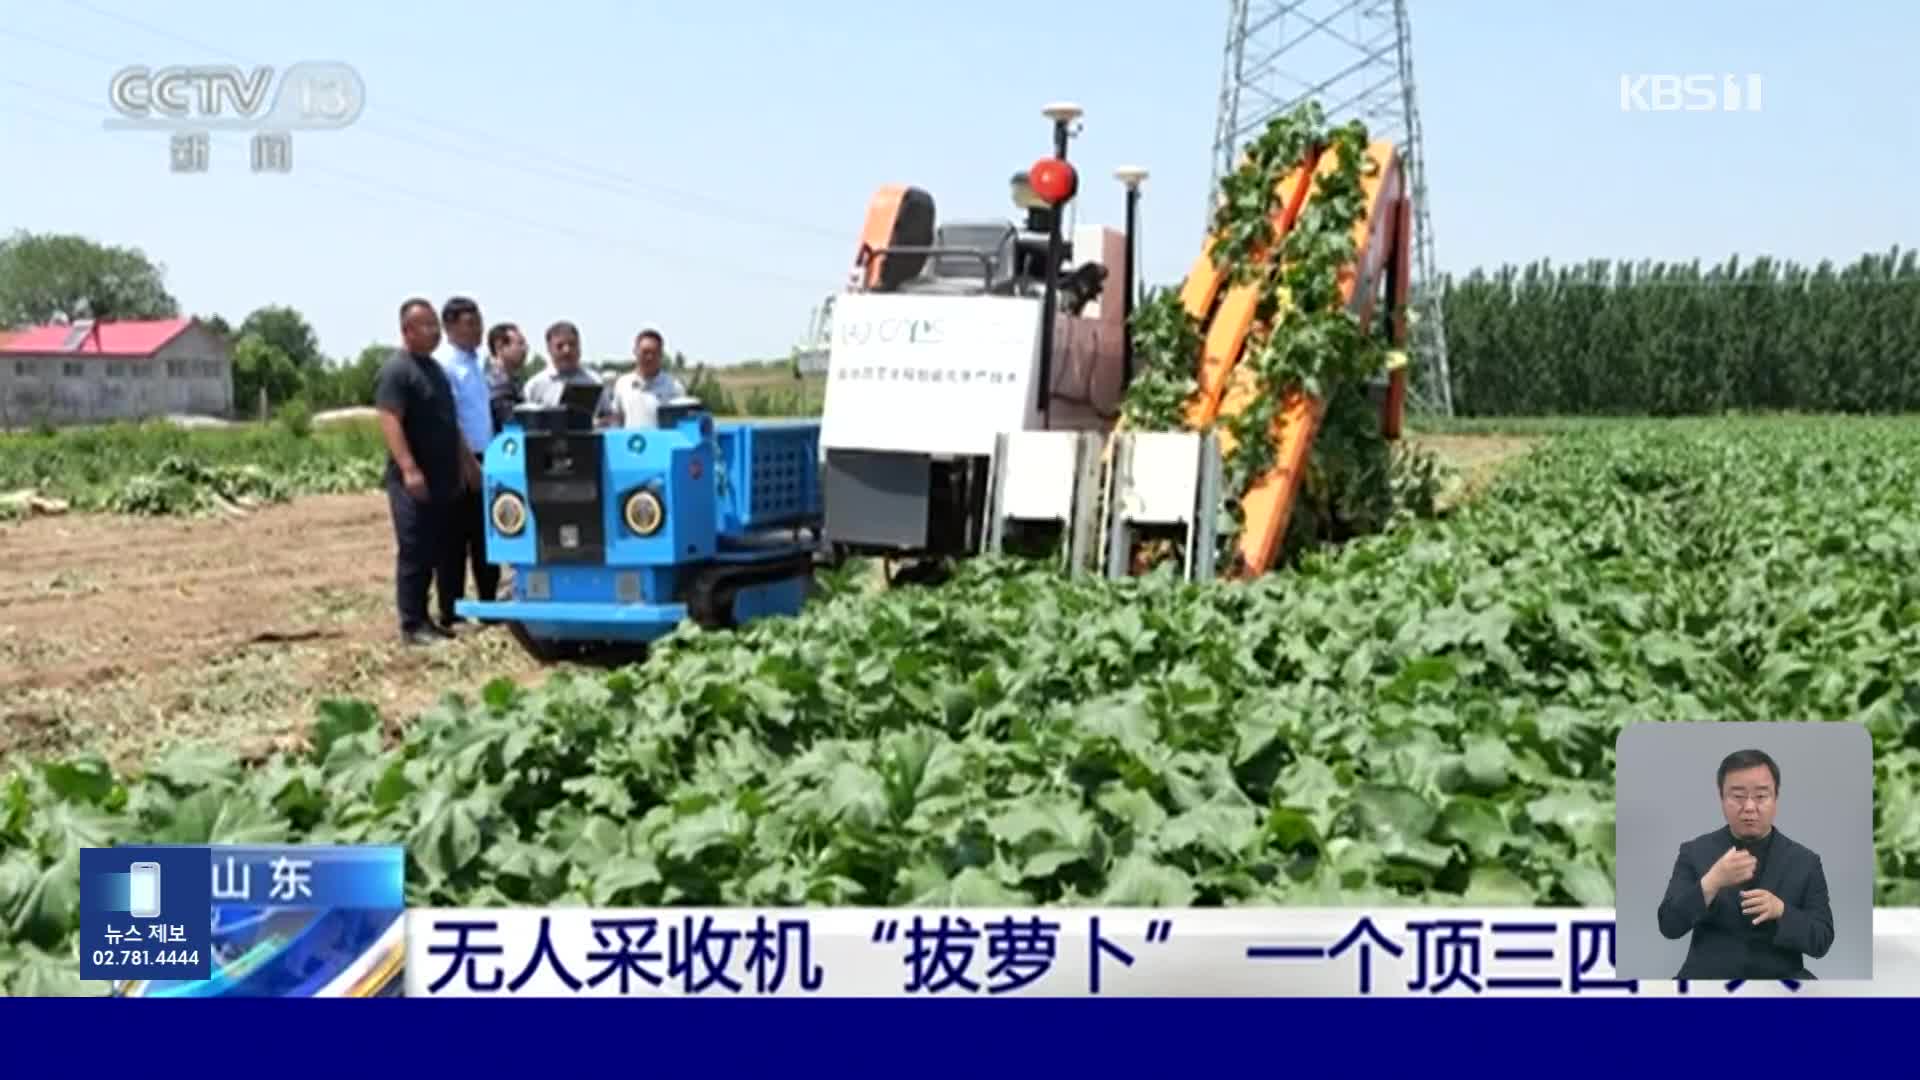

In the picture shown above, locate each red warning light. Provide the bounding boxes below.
[1028,157,1077,205]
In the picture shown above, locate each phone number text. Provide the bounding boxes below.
[90,949,202,967]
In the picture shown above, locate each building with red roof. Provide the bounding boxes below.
[0,316,233,428]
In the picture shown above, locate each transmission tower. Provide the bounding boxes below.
[1209,0,1454,415]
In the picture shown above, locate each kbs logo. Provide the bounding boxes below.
[1619,74,1763,113]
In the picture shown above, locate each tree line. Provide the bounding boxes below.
[10,229,1918,420]
[1437,248,1920,416]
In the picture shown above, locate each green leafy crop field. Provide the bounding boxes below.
[2,415,1917,995]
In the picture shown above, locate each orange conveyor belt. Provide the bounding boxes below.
[1178,139,1410,577]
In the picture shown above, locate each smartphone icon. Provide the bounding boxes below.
[128,862,161,919]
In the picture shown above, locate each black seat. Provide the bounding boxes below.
[931,220,1016,281]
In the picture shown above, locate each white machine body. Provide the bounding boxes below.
[811,192,1215,578]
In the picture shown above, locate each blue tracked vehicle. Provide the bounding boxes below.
[454,398,824,660]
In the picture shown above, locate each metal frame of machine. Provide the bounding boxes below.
[812,100,1413,584]
[813,104,1134,583]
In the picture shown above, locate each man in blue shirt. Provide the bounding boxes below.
[437,296,495,626]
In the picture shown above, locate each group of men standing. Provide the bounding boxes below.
[373,296,687,646]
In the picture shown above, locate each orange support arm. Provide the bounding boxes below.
[1182,139,1409,577]
[1183,153,1322,428]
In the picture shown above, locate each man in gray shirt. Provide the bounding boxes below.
[521,320,612,424]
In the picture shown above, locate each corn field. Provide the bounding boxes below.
[1441,248,1920,416]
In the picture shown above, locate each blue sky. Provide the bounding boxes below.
[2,0,1914,365]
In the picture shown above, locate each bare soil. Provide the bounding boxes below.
[0,492,545,770]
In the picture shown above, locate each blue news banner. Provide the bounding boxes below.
[79,844,405,996]
[403,907,1920,998]
[75,844,1920,998]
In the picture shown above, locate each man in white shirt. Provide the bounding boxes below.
[520,320,613,424]
[609,328,688,428]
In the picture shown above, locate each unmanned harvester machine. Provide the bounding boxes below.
[453,390,824,660]
[812,101,1413,583]
[813,101,1136,584]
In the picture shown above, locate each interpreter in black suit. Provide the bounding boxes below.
[373,298,468,646]
[1655,748,1835,980]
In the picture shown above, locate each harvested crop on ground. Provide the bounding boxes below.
[0,419,384,516]
[0,372,822,521]
[4,414,1916,995]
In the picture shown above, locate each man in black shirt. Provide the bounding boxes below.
[487,322,530,433]
[374,298,468,646]
[1655,748,1835,980]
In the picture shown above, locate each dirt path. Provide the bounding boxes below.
[1409,432,1538,510]
[0,492,545,770]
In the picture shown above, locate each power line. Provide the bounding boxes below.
[301,164,827,289]
[39,2,851,243]
[3,22,811,231]
[0,77,830,291]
